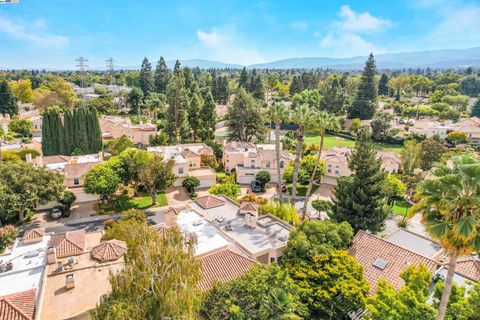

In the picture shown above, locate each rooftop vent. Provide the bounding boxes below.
[373,258,388,270]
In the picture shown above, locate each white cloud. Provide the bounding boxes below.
[320,32,379,57]
[195,26,263,65]
[0,15,69,48]
[336,5,391,33]
[290,21,308,32]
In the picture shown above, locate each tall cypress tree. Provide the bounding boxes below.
[0,80,18,116]
[331,130,388,233]
[200,90,217,141]
[74,107,89,154]
[239,67,249,88]
[139,57,154,97]
[89,108,102,153]
[53,109,66,155]
[165,61,191,143]
[154,57,170,94]
[378,73,389,96]
[63,109,75,155]
[348,53,378,119]
[41,110,53,155]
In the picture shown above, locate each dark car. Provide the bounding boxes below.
[281,184,288,193]
[250,180,262,193]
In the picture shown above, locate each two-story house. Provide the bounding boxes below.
[99,116,157,145]
[147,143,216,188]
[222,141,294,184]
[320,147,401,185]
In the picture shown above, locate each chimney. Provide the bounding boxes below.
[47,247,57,264]
[69,158,78,165]
[244,212,258,228]
[98,151,104,162]
[25,153,32,163]
[65,273,75,289]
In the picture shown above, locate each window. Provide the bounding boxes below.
[270,257,275,263]
[73,178,80,186]
[280,161,284,169]
[327,164,332,173]
[250,160,255,168]
[335,165,339,175]
[178,168,184,174]
[266,162,270,168]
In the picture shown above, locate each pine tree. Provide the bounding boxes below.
[219,76,229,104]
[154,57,170,94]
[200,90,217,141]
[239,67,249,88]
[139,57,154,97]
[165,61,191,143]
[471,98,480,117]
[331,129,388,233]
[252,75,265,101]
[188,90,202,141]
[183,67,197,98]
[378,73,389,96]
[0,80,18,116]
[348,54,378,119]
[289,75,304,97]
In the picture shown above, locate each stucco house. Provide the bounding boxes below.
[320,147,401,185]
[457,117,480,142]
[99,116,157,145]
[147,143,216,188]
[222,141,294,184]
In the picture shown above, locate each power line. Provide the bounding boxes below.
[75,57,89,99]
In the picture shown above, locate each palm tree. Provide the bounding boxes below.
[269,102,290,203]
[259,288,298,320]
[414,154,480,320]
[144,93,166,123]
[290,104,316,202]
[300,112,342,219]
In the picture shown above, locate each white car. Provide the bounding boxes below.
[51,208,62,219]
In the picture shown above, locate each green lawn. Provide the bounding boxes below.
[304,132,404,153]
[390,199,412,216]
[98,192,168,214]
[129,193,168,209]
[286,183,319,196]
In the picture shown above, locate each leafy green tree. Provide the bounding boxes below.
[139,57,154,96]
[366,264,436,320]
[332,130,388,233]
[201,264,306,320]
[0,80,18,116]
[401,140,421,175]
[144,92,165,122]
[283,155,324,185]
[188,90,202,141]
[165,61,191,143]
[269,102,290,202]
[283,220,353,264]
[470,98,480,117]
[301,112,342,218]
[127,87,144,115]
[154,56,170,94]
[85,96,115,114]
[384,174,406,203]
[8,117,32,138]
[286,251,369,319]
[10,79,33,103]
[251,75,265,100]
[256,171,271,191]
[84,163,121,200]
[419,138,447,170]
[238,67,249,88]
[292,89,322,109]
[258,200,298,224]
[414,154,480,320]
[59,190,76,212]
[117,148,153,195]
[138,155,177,205]
[349,54,378,119]
[208,182,241,199]
[320,76,346,114]
[378,73,389,96]
[104,135,134,156]
[227,88,266,142]
[446,131,467,144]
[370,111,394,141]
[289,75,304,96]
[199,90,217,141]
[0,161,64,222]
[349,118,362,136]
[148,132,169,146]
[182,176,200,195]
[92,225,202,320]
[290,104,316,200]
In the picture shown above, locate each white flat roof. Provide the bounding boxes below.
[0,235,50,296]
[176,210,231,255]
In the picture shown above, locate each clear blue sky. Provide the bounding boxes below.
[1,0,479,69]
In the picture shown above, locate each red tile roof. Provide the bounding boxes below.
[194,195,225,209]
[91,240,127,262]
[198,246,256,291]
[349,230,438,293]
[238,202,258,213]
[455,257,480,281]
[22,228,44,242]
[50,230,85,258]
[0,289,36,320]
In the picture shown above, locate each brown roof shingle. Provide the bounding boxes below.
[195,195,225,209]
[91,240,127,262]
[238,202,258,213]
[455,257,480,281]
[349,230,439,293]
[50,230,86,258]
[0,289,36,320]
[198,246,256,291]
[22,228,44,242]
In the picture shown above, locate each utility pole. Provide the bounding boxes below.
[75,57,88,100]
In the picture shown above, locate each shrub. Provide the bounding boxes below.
[16,149,40,161]
[208,182,241,200]
[259,200,299,224]
[103,219,116,229]
[255,171,271,191]
[200,154,219,171]
[59,190,76,211]
[447,131,467,144]
[0,225,18,253]
[237,194,268,205]
[182,176,200,195]
[311,200,332,213]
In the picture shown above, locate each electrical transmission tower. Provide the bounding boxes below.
[106,57,114,85]
[75,57,88,99]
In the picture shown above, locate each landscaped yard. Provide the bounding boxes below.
[98,192,168,214]
[286,183,319,196]
[304,132,404,153]
[390,199,412,216]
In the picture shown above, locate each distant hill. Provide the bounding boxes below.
[166,59,243,69]
[248,47,480,69]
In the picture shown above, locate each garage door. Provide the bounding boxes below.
[237,174,256,185]
[198,177,216,188]
[321,175,338,186]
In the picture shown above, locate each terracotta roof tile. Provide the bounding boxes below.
[0,289,36,320]
[198,246,256,291]
[181,149,200,158]
[153,224,171,238]
[50,230,85,258]
[349,230,438,293]
[238,202,258,213]
[22,228,44,242]
[195,195,225,209]
[455,257,480,281]
[91,240,127,262]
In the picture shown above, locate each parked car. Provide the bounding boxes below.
[51,208,62,219]
[281,184,288,193]
[250,180,262,193]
